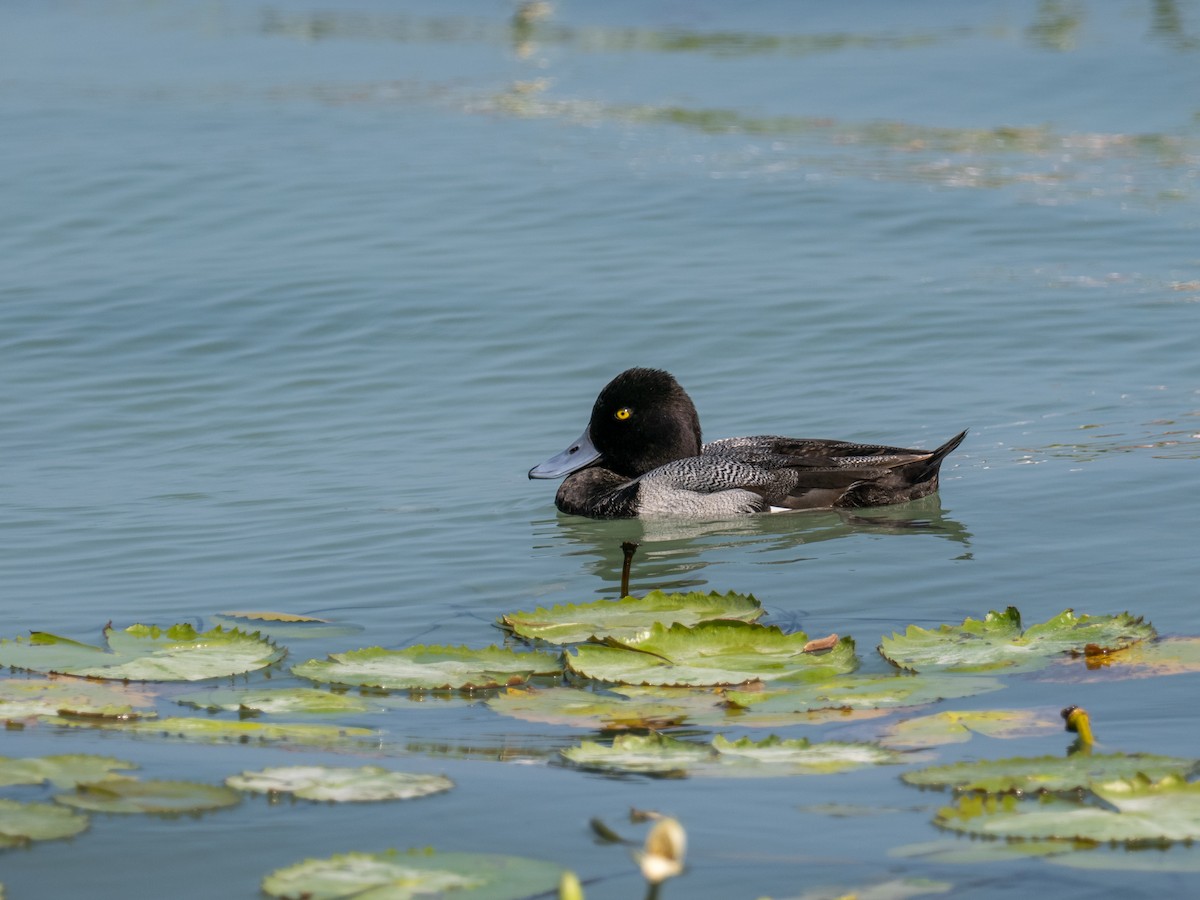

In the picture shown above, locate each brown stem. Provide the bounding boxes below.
[620,541,639,597]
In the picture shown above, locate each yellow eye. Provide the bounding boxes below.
[615,407,632,421]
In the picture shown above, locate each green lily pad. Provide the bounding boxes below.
[934,774,1200,843]
[879,709,1061,748]
[566,621,856,687]
[292,645,562,691]
[0,799,89,848]
[499,590,763,644]
[0,754,138,789]
[1046,846,1200,872]
[904,752,1199,793]
[890,838,1081,863]
[175,687,373,715]
[227,766,454,802]
[0,678,157,720]
[561,732,906,777]
[40,715,381,751]
[486,684,728,730]
[211,612,363,641]
[726,673,1006,717]
[0,624,285,682]
[55,779,241,815]
[261,848,566,900]
[878,607,1153,674]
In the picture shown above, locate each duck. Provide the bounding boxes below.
[529,367,966,519]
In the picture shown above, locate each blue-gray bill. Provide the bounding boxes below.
[529,427,601,479]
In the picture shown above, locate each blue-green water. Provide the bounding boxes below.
[2,1,1199,897]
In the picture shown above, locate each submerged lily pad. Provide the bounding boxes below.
[261,848,565,900]
[227,766,454,802]
[486,684,728,730]
[55,779,241,815]
[787,876,953,900]
[567,621,856,687]
[1042,637,1200,682]
[935,774,1200,843]
[40,715,380,751]
[0,624,285,682]
[879,709,1061,748]
[0,678,157,720]
[904,752,1199,793]
[0,755,137,789]
[499,590,763,644]
[726,673,1005,717]
[0,799,90,847]
[292,645,562,691]
[175,687,373,715]
[561,732,905,778]
[879,607,1153,674]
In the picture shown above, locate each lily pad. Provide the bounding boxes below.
[0,678,157,720]
[499,590,763,644]
[261,848,566,900]
[566,621,856,687]
[486,684,727,730]
[879,607,1153,674]
[0,624,285,682]
[292,645,562,691]
[561,732,906,777]
[879,709,1061,748]
[0,799,90,847]
[904,752,1199,794]
[211,612,363,641]
[175,687,374,715]
[55,779,241,815]
[1041,637,1200,682]
[786,877,953,900]
[0,754,138,789]
[227,766,454,802]
[890,838,1080,863]
[218,611,329,623]
[934,774,1200,843]
[726,673,1005,717]
[40,715,381,751]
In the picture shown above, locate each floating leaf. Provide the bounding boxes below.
[934,775,1200,843]
[890,838,1081,863]
[211,613,363,641]
[0,799,89,847]
[566,621,856,687]
[0,755,137,789]
[561,732,905,778]
[292,645,562,691]
[40,715,380,751]
[879,709,1061,748]
[0,678,157,720]
[1042,637,1200,682]
[55,779,241,815]
[0,624,285,682]
[261,848,565,900]
[218,611,329,623]
[878,608,1153,674]
[227,766,453,802]
[786,876,953,900]
[1046,846,1200,872]
[904,752,1199,793]
[499,590,763,644]
[726,673,1005,718]
[486,685,726,730]
[175,687,373,715]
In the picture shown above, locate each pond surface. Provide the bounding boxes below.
[2,1,1199,897]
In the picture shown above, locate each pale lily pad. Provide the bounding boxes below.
[726,673,1005,717]
[0,799,89,847]
[890,838,1080,863]
[879,709,1061,748]
[0,624,284,682]
[40,715,380,751]
[0,678,157,720]
[292,645,562,691]
[903,752,1198,793]
[1046,847,1200,872]
[227,766,453,802]
[55,779,241,815]
[486,685,727,730]
[566,621,856,687]
[211,612,363,641]
[935,774,1200,843]
[878,607,1153,674]
[499,590,763,644]
[176,687,373,715]
[1041,637,1200,682]
[218,611,330,623]
[0,755,137,789]
[261,848,565,900]
[786,876,953,900]
[561,732,906,777]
